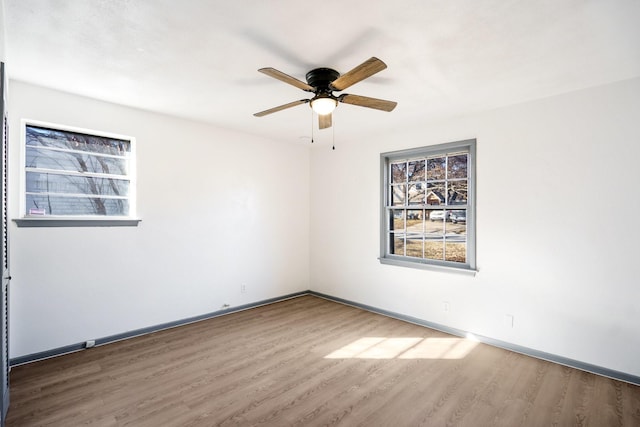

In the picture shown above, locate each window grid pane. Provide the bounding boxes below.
[26,146,128,176]
[26,125,131,155]
[26,172,130,197]
[383,141,474,269]
[26,195,129,216]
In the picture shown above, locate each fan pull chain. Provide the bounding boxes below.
[310,110,314,144]
[332,113,336,150]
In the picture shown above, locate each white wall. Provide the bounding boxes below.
[8,81,310,358]
[0,0,5,62]
[310,77,640,377]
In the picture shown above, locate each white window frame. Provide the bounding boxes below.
[380,139,476,274]
[15,119,140,227]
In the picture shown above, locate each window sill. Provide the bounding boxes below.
[13,218,141,228]
[379,256,477,276]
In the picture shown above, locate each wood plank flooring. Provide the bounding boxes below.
[6,295,640,426]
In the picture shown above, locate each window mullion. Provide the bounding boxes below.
[25,191,129,200]
[26,144,129,160]
[26,167,129,181]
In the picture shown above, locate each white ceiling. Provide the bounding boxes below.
[4,0,640,143]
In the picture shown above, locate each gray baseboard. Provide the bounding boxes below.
[308,291,640,386]
[11,290,640,387]
[2,388,8,426]
[10,291,308,367]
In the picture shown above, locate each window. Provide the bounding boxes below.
[380,139,476,272]
[17,120,138,226]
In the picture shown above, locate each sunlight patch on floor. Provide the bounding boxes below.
[324,337,478,360]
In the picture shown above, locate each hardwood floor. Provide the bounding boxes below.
[6,295,640,426]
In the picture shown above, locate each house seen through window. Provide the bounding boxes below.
[380,139,476,271]
[21,121,136,219]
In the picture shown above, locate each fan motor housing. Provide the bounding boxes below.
[306,68,340,91]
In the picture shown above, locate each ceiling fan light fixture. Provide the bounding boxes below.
[254,58,396,128]
[310,97,337,115]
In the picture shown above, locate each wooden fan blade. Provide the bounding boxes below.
[318,113,332,129]
[258,68,315,92]
[254,99,309,117]
[329,57,387,91]
[338,94,397,112]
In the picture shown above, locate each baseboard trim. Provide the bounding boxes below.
[2,388,8,425]
[308,291,640,386]
[11,290,640,386]
[10,291,309,367]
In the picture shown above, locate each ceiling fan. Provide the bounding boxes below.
[253,57,397,129]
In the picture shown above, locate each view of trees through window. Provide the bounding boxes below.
[384,144,473,266]
[24,123,133,217]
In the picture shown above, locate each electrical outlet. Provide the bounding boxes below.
[241,284,247,294]
[442,301,450,313]
[504,314,514,328]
